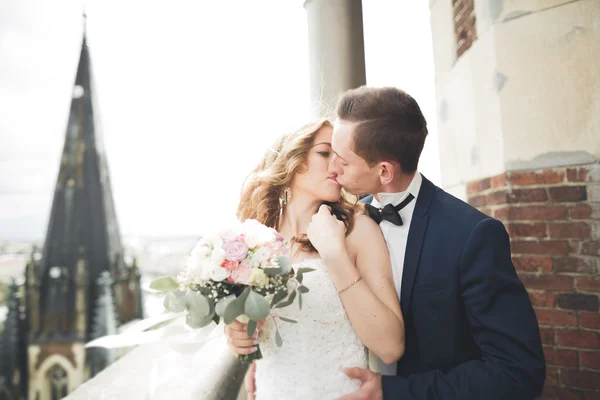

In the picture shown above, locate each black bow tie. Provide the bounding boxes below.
[365,194,415,226]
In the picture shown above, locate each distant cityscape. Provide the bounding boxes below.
[0,235,202,323]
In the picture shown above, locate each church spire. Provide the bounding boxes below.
[36,17,126,341]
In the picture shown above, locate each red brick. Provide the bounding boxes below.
[540,327,555,345]
[581,351,600,370]
[520,274,573,291]
[561,389,585,400]
[467,178,490,196]
[508,170,565,185]
[570,204,592,219]
[571,240,583,254]
[530,291,556,307]
[512,240,570,255]
[544,347,579,367]
[558,330,600,349]
[508,188,548,203]
[495,205,567,221]
[479,207,492,217]
[513,256,553,272]
[585,391,600,400]
[468,195,487,207]
[549,223,591,239]
[549,186,587,202]
[535,309,578,326]
[490,173,506,189]
[554,257,597,273]
[580,312,600,330]
[556,293,599,312]
[580,241,600,256]
[561,369,600,390]
[536,386,562,400]
[567,167,589,182]
[546,366,559,386]
[508,223,547,238]
[487,190,509,205]
[576,277,600,292]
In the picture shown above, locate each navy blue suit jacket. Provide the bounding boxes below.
[361,176,545,399]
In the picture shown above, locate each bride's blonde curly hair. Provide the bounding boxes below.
[236,119,358,254]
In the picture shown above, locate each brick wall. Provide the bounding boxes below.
[467,164,600,399]
[452,0,477,58]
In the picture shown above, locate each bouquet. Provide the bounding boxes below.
[150,219,313,363]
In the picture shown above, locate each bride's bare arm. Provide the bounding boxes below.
[317,214,405,364]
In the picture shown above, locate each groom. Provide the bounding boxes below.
[233,86,546,400]
[310,86,546,399]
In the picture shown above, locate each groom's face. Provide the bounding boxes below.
[330,119,381,196]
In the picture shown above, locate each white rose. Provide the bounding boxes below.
[190,243,211,259]
[211,266,231,282]
[250,247,271,265]
[250,269,269,287]
[210,244,226,268]
[242,220,275,249]
[185,253,212,283]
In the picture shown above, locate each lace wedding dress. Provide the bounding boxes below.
[254,258,368,399]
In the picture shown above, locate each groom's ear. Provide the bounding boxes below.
[378,162,397,185]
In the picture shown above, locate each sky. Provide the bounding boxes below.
[0,0,440,240]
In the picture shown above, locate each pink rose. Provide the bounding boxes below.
[222,260,239,271]
[229,262,252,285]
[222,236,249,262]
[272,229,284,242]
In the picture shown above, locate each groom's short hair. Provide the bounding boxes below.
[336,86,428,173]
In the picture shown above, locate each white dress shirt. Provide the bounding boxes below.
[370,172,422,300]
[368,172,422,375]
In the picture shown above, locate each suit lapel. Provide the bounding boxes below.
[400,175,436,317]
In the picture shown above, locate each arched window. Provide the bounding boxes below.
[47,364,69,400]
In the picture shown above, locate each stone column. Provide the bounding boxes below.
[304,0,366,117]
[430,0,600,397]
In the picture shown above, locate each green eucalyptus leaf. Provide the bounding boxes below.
[275,330,283,347]
[279,317,297,324]
[185,291,212,319]
[297,271,303,283]
[275,255,292,273]
[150,276,179,292]
[215,294,236,317]
[299,291,303,310]
[275,290,296,309]
[297,267,315,275]
[186,311,214,329]
[223,288,252,324]
[163,290,186,312]
[263,267,282,276]
[270,290,288,307]
[298,286,309,294]
[212,314,220,325]
[224,296,245,324]
[244,290,270,321]
[247,320,257,338]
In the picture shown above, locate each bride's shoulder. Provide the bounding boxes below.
[345,214,384,250]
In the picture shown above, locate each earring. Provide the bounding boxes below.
[279,187,291,210]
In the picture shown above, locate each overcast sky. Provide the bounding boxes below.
[0,0,440,240]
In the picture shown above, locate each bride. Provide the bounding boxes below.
[227,119,405,399]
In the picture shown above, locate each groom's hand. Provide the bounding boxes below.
[307,205,346,257]
[336,368,383,400]
[224,320,264,356]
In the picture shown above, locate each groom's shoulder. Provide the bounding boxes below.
[431,184,491,227]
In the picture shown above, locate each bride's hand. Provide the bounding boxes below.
[307,205,346,257]
[224,320,264,356]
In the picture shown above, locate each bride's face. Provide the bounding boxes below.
[290,126,342,203]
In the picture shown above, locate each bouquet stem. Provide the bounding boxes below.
[239,345,262,364]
